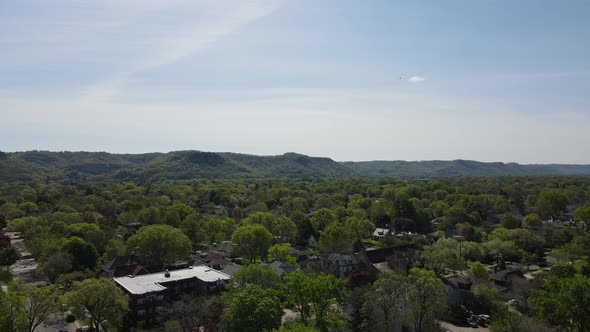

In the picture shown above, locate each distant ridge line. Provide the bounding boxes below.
[1,150,589,182]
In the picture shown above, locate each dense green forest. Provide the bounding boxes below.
[1,174,590,331]
[2,150,590,183]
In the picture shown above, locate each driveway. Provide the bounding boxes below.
[441,321,490,332]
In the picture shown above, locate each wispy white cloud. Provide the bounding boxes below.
[135,1,283,72]
[407,75,425,83]
[0,0,283,101]
[88,0,283,101]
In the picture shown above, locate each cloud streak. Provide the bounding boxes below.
[407,75,425,83]
[0,0,283,101]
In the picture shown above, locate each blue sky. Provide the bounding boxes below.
[1,0,589,163]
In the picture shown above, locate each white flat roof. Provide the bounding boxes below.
[114,265,231,295]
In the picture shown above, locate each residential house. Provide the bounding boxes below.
[103,254,149,278]
[327,253,355,278]
[114,266,230,330]
[357,244,421,275]
[194,250,229,270]
[490,269,527,290]
[260,260,297,277]
[207,241,233,258]
[299,255,339,276]
[220,262,243,276]
[444,276,507,307]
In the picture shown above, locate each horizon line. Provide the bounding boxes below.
[2,149,590,166]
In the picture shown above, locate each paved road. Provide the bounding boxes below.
[35,313,83,332]
[441,321,490,332]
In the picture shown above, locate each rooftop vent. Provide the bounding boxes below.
[164,269,170,278]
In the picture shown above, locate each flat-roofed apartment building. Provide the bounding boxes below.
[114,265,231,330]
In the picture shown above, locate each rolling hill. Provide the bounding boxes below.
[1,150,589,182]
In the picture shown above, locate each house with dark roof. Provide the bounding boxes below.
[220,262,243,276]
[490,269,527,290]
[299,255,338,275]
[444,276,507,307]
[357,244,421,275]
[260,260,297,277]
[103,254,149,278]
[207,241,234,258]
[194,250,229,270]
[327,253,355,278]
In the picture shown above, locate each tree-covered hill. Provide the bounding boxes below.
[0,150,354,182]
[1,150,590,182]
[342,159,590,177]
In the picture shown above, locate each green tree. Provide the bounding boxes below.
[230,264,282,291]
[268,243,296,265]
[0,202,24,221]
[180,213,207,245]
[523,213,542,229]
[276,322,321,332]
[319,223,353,254]
[309,208,337,232]
[0,281,26,332]
[509,229,545,254]
[168,294,208,332]
[490,308,553,332]
[500,213,520,229]
[0,248,20,271]
[65,278,128,332]
[574,206,590,231]
[421,237,462,276]
[23,284,63,332]
[38,252,72,283]
[483,239,522,272]
[62,237,99,271]
[468,261,489,280]
[231,224,273,262]
[534,189,568,217]
[222,285,283,332]
[284,271,347,331]
[127,224,192,271]
[394,190,417,219]
[101,239,128,263]
[364,274,408,332]
[243,212,297,244]
[530,275,590,332]
[406,268,447,332]
[66,222,107,253]
[443,206,472,227]
[461,241,485,262]
[167,202,196,221]
[472,284,501,314]
[344,217,375,242]
[548,263,577,278]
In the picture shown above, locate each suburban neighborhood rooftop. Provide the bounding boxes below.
[114,265,231,295]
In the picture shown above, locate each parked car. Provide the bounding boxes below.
[466,317,479,328]
[66,314,76,323]
[478,314,491,324]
